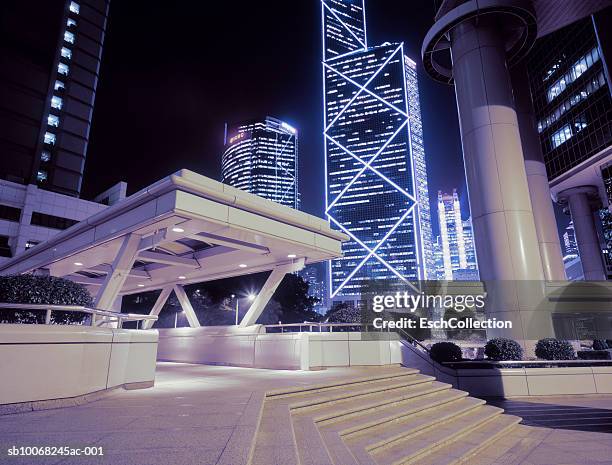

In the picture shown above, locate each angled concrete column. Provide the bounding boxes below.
[173,284,201,328]
[559,186,607,281]
[240,259,305,327]
[142,285,173,330]
[512,63,566,281]
[95,234,141,310]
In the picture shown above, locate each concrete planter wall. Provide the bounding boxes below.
[0,325,158,408]
[397,341,612,397]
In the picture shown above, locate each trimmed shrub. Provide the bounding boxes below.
[606,339,612,348]
[484,338,524,361]
[0,275,92,324]
[577,350,611,360]
[430,341,462,363]
[593,339,609,350]
[535,338,575,360]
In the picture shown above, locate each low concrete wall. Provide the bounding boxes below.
[397,340,612,397]
[157,327,402,370]
[0,325,158,408]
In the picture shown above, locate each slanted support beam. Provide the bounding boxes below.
[95,234,141,310]
[239,258,305,327]
[173,284,201,328]
[142,285,173,330]
[138,250,199,268]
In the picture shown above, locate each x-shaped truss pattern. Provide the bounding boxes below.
[324,43,420,297]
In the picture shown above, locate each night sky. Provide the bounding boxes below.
[83,1,485,237]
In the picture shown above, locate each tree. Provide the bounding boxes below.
[270,273,320,323]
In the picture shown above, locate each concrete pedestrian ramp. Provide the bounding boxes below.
[250,367,542,465]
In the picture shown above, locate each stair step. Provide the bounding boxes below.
[319,389,468,465]
[331,388,469,437]
[372,404,504,465]
[348,396,486,454]
[415,414,522,465]
[266,368,419,399]
[288,375,436,413]
[309,380,450,426]
[469,425,549,465]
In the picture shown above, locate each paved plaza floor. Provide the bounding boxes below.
[1,362,612,464]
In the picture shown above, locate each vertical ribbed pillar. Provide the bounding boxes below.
[450,18,551,340]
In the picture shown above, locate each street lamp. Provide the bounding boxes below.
[234,293,256,325]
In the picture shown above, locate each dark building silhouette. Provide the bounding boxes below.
[0,0,110,197]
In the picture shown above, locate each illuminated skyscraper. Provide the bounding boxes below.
[0,0,110,197]
[322,0,434,298]
[437,190,478,281]
[221,116,298,209]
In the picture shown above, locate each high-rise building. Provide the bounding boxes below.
[436,190,478,281]
[0,0,110,197]
[322,0,434,299]
[527,8,612,280]
[563,222,579,257]
[221,116,299,209]
[299,264,328,315]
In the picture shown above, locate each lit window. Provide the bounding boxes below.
[47,114,59,127]
[69,2,80,14]
[40,151,51,162]
[64,31,75,44]
[61,47,72,59]
[51,96,63,110]
[67,18,77,27]
[44,132,56,145]
[36,170,48,182]
[546,47,600,103]
[574,115,588,133]
[54,80,64,91]
[551,124,572,149]
[58,63,69,75]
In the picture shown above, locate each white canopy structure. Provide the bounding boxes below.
[0,170,346,327]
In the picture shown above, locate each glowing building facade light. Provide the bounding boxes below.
[322,0,434,298]
[221,116,299,209]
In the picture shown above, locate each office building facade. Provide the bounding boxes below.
[221,116,299,209]
[322,0,433,298]
[0,0,110,197]
[527,8,612,280]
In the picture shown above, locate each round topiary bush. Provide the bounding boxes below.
[430,341,463,363]
[484,338,524,361]
[593,339,609,350]
[535,338,575,360]
[0,274,92,324]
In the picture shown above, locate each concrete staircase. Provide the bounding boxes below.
[250,367,536,465]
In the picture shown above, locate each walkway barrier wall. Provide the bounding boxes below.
[0,325,158,408]
[157,326,403,370]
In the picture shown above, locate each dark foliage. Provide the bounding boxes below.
[484,338,524,361]
[535,338,575,360]
[430,341,463,363]
[0,275,91,324]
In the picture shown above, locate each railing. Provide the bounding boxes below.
[0,303,157,329]
[263,321,431,354]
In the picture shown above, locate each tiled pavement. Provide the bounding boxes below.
[2,363,612,464]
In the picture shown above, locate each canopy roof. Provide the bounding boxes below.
[0,170,346,297]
